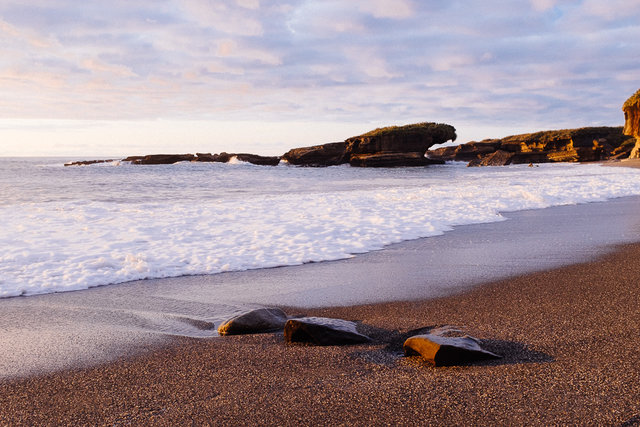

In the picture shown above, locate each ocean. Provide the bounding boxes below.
[3,157,640,299]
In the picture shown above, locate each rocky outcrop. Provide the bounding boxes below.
[234,153,281,166]
[118,152,280,166]
[623,89,640,158]
[350,152,445,167]
[284,317,371,346]
[427,127,636,166]
[218,308,288,336]
[403,326,501,366]
[125,154,196,165]
[282,142,348,166]
[64,159,115,166]
[283,123,456,167]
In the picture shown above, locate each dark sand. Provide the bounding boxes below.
[2,242,640,425]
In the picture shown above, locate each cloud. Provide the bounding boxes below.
[0,0,638,142]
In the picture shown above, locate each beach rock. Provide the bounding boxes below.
[234,153,281,166]
[122,155,145,162]
[218,308,288,336]
[194,152,225,162]
[428,141,501,162]
[429,127,635,166]
[623,89,640,158]
[129,154,196,165]
[282,142,349,166]
[64,159,115,166]
[284,317,371,345]
[468,150,514,167]
[349,152,444,167]
[403,327,501,366]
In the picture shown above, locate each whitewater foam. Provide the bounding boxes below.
[2,159,640,298]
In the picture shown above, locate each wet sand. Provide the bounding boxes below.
[2,241,640,425]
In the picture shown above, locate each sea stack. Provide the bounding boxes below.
[282,122,456,167]
[623,89,640,158]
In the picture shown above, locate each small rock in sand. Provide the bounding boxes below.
[218,308,288,336]
[403,326,501,366]
[284,317,371,346]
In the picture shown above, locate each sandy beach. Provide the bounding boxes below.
[1,240,640,425]
[1,163,640,425]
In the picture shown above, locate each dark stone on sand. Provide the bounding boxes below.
[282,142,349,167]
[284,317,371,346]
[403,327,501,366]
[218,308,288,336]
[427,126,636,166]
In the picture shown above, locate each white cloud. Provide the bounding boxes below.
[357,0,414,19]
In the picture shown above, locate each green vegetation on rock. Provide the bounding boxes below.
[351,122,457,142]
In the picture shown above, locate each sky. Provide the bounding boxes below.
[0,0,639,157]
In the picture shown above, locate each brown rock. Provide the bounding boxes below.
[234,153,280,166]
[64,159,115,166]
[349,152,444,167]
[284,317,371,346]
[459,127,633,166]
[282,142,349,166]
[623,89,640,158]
[403,326,501,366]
[130,154,196,165]
[345,123,456,155]
[282,122,457,167]
[425,145,459,161]
[468,150,514,166]
[122,155,145,162]
[218,308,288,336]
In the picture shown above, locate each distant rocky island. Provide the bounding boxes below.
[66,89,640,168]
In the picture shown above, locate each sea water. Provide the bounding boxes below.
[3,157,640,299]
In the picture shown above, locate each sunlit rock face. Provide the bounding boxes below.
[427,127,636,166]
[623,89,640,159]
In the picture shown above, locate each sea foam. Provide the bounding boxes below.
[2,160,640,298]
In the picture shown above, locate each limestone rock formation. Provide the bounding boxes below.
[283,122,456,167]
[284,317,371,345]
[623,89,640,158]
[428,127,636,166]
[218,308,288,336]
[282,142,348,166]
[403,326,501,366]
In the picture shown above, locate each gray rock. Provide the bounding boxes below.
[284,317,371,346]
[218,308,288,336]
[403,326,501,366]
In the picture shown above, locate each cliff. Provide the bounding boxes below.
[623,89,640,158]
[283,122,456,167]
[427,127,636,167]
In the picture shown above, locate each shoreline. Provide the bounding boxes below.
[1,161,640,422]
[1,193,640,380]
[2,241,640,424]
